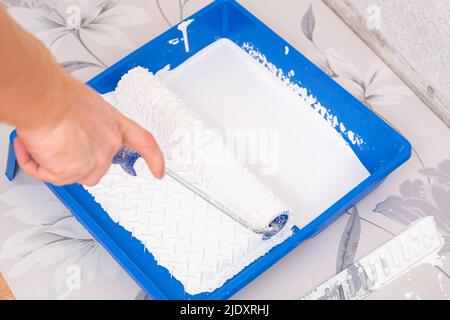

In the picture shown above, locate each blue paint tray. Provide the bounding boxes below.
[5,0,411,299]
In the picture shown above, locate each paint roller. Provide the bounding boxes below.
[111,67,290,239]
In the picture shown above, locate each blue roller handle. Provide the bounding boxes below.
[112,146,141,176]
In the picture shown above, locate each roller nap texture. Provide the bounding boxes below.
[114,66,290,232]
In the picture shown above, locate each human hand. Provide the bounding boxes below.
[14,73,165,186]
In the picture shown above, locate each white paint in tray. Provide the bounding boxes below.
[159,39,370,228]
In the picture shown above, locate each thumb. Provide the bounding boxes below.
[115,111,165,179]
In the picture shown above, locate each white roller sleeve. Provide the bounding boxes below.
[114,66,290,231]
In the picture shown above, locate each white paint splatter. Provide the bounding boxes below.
[168,38,180,45]
[241,42,365,148]
[177,19,194,53]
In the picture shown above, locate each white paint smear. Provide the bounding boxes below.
[168,38,180,45]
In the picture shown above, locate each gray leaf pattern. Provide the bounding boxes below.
[135,289,149,300]
[3,0,37,7]
[420,160,450,187]
[374,159,450,255]
[60,61,102,73]
[301,4,315,42]
[299,5,411,110]
[156,0,192,27]
[336,206,361,272]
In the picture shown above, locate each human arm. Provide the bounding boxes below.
[0,5,164,185]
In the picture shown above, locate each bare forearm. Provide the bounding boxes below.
[0,5,68,129]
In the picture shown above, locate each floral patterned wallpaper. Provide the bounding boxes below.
[0,0,449,299]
